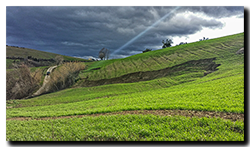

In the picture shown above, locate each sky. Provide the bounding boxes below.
[6,6,244,60]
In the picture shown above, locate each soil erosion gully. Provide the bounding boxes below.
[32,65,57,96]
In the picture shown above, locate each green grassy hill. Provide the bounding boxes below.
[6,46,90,61]
[6,33,244,141]
[79,33,243,80]
[6,46,89,68]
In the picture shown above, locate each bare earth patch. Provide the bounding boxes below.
[7,109,244,122]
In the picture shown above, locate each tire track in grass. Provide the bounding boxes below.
[99,67,106,79]
[176,53,183,58]
[7,109,244,122]
[221,42,232,48]
[161,55,173,62]
[123,60,134,74]
[134,59,145,71]
[150,56,165,69]
[158,55,170,64]
[187,51,201,56]
[201,49,221,56]
[112,62,117,78]
[120,60,128,74]
[153,56,169,70]
[196,49,218,57]
[143,57,160,71]
[208,48,227,57]
[217,43,230,49]
[181,51,199,60]
[139,58,152,71]
[192,50,208,58]
[105,67,113,79]
[130,60,139,71]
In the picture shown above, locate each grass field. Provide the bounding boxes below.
[6,46,89,62]
[79,33,243,81]
[7,115,244,141]
[6,33,244,141]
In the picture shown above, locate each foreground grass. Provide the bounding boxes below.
[6,114,244,141]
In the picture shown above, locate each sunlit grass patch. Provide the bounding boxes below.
[6,115,244,141]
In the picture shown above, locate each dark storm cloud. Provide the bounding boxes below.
[6,6,243,59]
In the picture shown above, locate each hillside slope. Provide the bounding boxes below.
[6,33,244,141]
[77,33,243,86]
[6,46,89,62]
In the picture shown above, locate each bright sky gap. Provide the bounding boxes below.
[110,6,181,57]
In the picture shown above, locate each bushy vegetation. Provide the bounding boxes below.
[48,62,85,91]
[6,62,85,100]
[6,64,44,100]
[142,48,152,53]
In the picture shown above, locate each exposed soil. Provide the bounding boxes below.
[31,65,57,97]
[7,109,244,122]
[80,57,221,87]
[236,48,244,54]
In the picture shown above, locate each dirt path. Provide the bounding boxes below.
[7,109,244,122]
[32,65,57,96]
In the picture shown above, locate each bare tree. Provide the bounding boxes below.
[105,49,110,60]
[162,39,173,48]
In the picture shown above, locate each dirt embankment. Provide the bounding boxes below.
[32,65,57,96]
[80,57,221,87]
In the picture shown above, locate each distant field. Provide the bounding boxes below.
[6,33,244,141]
[6,46,89,62]
[80,33,243,81]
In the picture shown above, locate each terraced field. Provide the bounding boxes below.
[79,33,243,82]
[6,33,244,141]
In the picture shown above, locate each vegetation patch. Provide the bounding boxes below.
[7,109,244,122]
[6,33,244,141]
[6,115,244,141]
[80,57,220,87]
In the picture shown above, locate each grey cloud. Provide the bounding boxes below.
[61,41,88,47]
[179,6,244,18]
[6,6,243,59]
[153,13,224,37]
